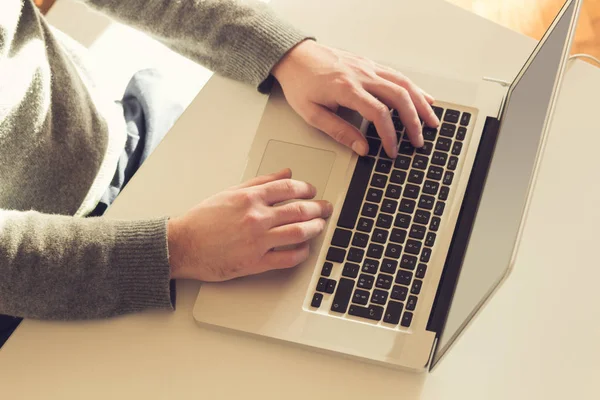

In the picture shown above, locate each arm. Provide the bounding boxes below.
[81,0,310,90]
[0,210,173,320]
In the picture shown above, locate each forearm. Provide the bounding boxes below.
[0,209,174,320]
[81,0,311,90]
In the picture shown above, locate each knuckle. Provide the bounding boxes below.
[243,210,264,227]
[373,103,390,122]
[290,225,308,241]
[293,202,309,219]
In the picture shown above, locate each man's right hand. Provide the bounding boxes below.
[167,168,332,281]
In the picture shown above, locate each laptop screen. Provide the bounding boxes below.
[432,0,580,367]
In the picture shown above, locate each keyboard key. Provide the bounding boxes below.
[443,171,454,185]
[331,228,352,248]
[376,274,394,290]
[434,201,446,216]
[435,137,452,152]
[399,141,415,155]
[371,173,387,188]
[371,228,389,244]
[411,280,422,295]
[316,277,328,292]
[444,109,460,123]
[427,166,444,181]
[357,273,375,289]
[376,213,393,229]
[352,232,369,248]
[440,123,456,138]
[395,213,412,228]
[337,156,375,229]
[385,243,403,259]
[366,188,383,203]
[460,112,471,126]
[321,262,333,277]
[367,137,381,156]
[414,209,431,225]
[391,285,408,301]
[425,232,436,247]
[395,270,413,286]
[416,264,427,279]
[331,278,355,313]
[390,169,407,184]
[448,156,458,171]
[408,170,425,184]
[371,289,389,305]
[381,199,398,214]
[405,239,422,255]
[385,184,402,199]
[342,262,360,278]
[418,195,435,210]
[366,243,384,259]
[406,295,418,311]
[401,312,413,327]
[349,304,384,321]
[439,186,450,201]
[381,259,398,274]
[348,247,365,263]
[399,199,416,214]
[452,142,463,156]
[375,159,393,173]
[311,293,323,308]
[392,116,404,131]
[390,228,407,244]
[431,151,448,166]
[404,184,420,199]
[361,202,378,218]
[420,248,432,263]
[423,180,439,195]
[456,127,467,141]
[432,106,444,120]
[400,255,417,270]
[326,247,346,263]
[366,123,378,138]
[412,155,429,170]
[353,289,369,305]
[357,217,374,233]
[409,224,427,240]
[326,279,336,294]
[383,301,404,324]
[423,127,437,141]
[394,156,411,170]
[362,258,380,274]
[416,141,433,155]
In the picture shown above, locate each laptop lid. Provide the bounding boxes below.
[428,0,582,369]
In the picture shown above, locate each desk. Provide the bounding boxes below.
[2,0,599,398]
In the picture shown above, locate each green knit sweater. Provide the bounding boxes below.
[0,0,307,319]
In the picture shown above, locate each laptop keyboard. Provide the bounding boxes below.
[310,106,472,328]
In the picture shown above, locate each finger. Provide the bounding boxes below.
[337,88,398,158]
[233,168,292,190]
[259,243,311,272]
[422,90,435,104]
[267,218,327,248]
[271,200,333,227]
[363,79,424,148]
[303,103,368,156]
[377,69,440,128]
[258,179,317,205]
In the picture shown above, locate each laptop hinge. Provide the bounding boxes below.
[425,116,501,336]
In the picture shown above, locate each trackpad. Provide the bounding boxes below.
[257,140,336,200]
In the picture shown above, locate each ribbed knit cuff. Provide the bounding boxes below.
[112,218,175,314]
[225,7,314,93]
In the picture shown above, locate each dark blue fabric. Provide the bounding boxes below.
[0,69,184,347]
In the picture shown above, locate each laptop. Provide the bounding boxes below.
[193,0,581,371]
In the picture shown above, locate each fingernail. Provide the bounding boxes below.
[352,141,368,156]
[325,202,334,216]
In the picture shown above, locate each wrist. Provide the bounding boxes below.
[272,39,314,83]
[167,217,186,280]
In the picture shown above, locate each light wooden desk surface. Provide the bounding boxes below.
[2,0,599,398]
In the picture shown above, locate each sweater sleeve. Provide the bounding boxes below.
[0,209,174,320]
[81,0,312,91]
